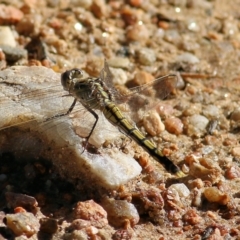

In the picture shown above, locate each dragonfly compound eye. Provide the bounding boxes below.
[61,68,84,91]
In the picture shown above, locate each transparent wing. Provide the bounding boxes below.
[99,60,178,106]
[114,74,178,119]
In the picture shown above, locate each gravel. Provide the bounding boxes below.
[1,0,240,239]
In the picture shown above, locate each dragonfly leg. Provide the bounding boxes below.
[81,104,99,153]
[45,98,77,121]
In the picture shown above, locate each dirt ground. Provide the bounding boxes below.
[1,0,240,239]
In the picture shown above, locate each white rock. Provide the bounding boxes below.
[0,66,141,189]
[0,26,16,47]
[169,183,190,198]
[176,53,199,64]
[137,47,156,66]
[187,114,209,136]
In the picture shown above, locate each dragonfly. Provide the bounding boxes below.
[58,60,185,177]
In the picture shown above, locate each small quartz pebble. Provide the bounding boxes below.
[187,114,209,136]
[203,187,230,205]
[6,212,40,237]
[137,47,156,66]
[169,183,190,198]
[231,147,240,158]
[74,200,108,228]
[157,104,174,118]
[126,23,150,43]
[0,26,16,47]
[108,57,130,69]
[202,105,219,119]
[164,117,183,135]
[110,67,128,85]
[176,53,200,64]
[142,111,165,136]
[101,198,139,227]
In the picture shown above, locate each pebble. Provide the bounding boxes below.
[133,70,154,86]
[129,0,142,7]
[203,187,230,205]
[0,45,27,62]
[0,4,24,24]
[157,104,174,118]
[0,26,16,47]
[225,166,240,180]
[110,67,128,85]
[70,219,91,230]
[182,209,203,225]
[168,183,190,198]
[6,212,40,237]
[142,111,165,136]
[74,200,108,228]
[91,0,107,18]
[126,23,150,43]
[187,114,209,136]
[231,147,240,158]
[202,105,219,119]
[182,103,201,116]
[121,7,138,26]
[164,29,181,44]
[108,57,130,69]
[39,218,58,234]
[5,192,38,210]
[230,108,240,121]
[164,117,183,135]
[70,0,93,9]
[101,198,139,227]
[15,16,35,35]
[137,47,156,66]
[176,53,200,65]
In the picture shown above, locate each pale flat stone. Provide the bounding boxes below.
[0,66,142,189]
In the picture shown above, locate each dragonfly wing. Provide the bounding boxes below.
[116,74,179,117]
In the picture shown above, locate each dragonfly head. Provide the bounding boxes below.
[61,68,84,91]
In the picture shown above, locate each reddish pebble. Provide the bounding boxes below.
[129,0,142,7]
[133,70,154,86]
[74,200,108,228]
[121,7,138,26]
[14,207,27,213]
[126,23,150,42]
[182,209,203,225]
[0,4,24,24]
[91,0,107,18]
[204,187,230,205]
[225,166,240,179]
[165,117,183,135]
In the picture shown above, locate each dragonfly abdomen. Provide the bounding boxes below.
[103,100,184,176]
